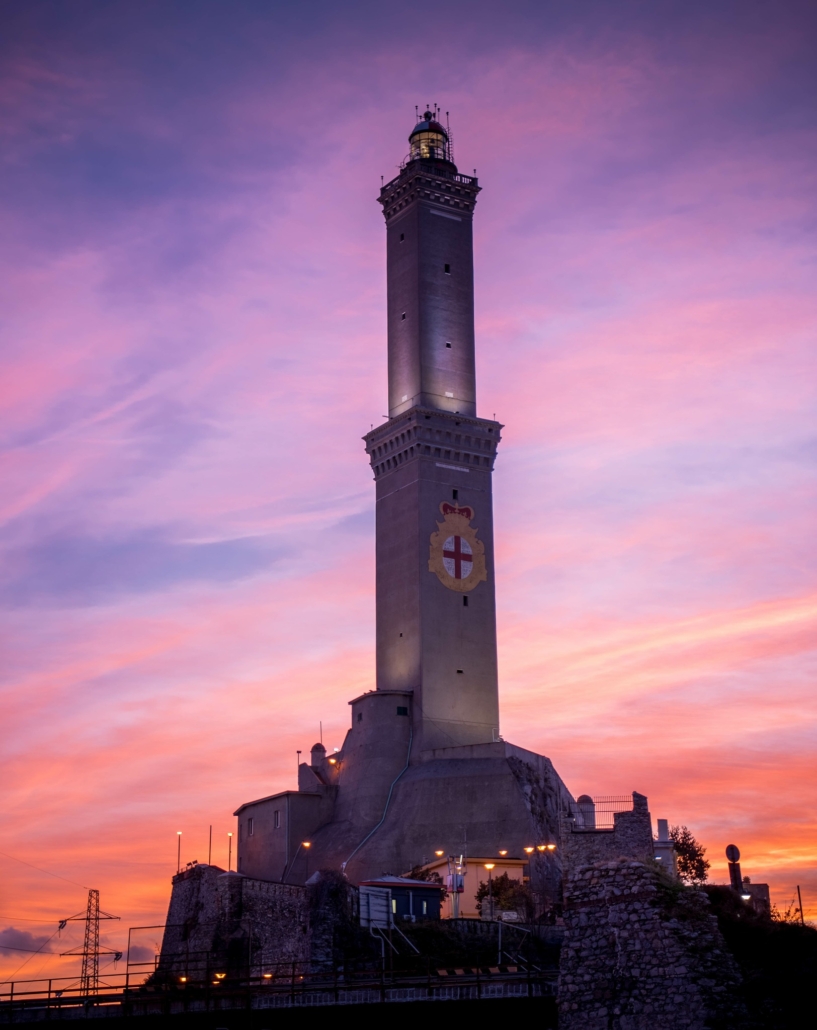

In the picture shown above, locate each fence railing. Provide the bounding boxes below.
[0,961,556,1017]
[566,795,634,830]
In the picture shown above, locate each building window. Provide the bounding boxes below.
[247,817,254,836]
[392,899,397,914]
[422,899,428,915]
[457,669,463,674]
[358,712,363,723]
[444,264,450,274]
[274,810,280,829]
[445,342,452,348]
[400,233,405,241]
[452,489,458,500]
[397,706,408,716]
[463,596,468,607]
[401,312,406,320]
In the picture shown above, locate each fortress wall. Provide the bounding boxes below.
[157,865,310,978]
[560,793,655,878]
[557,860,746,1030]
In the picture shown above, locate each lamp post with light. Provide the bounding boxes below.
[177,831,182,874]
[283,840,312,884]
[227,832,233,872]
[484,863,496,920]
[524,843,557,917]
[303,841,312,882]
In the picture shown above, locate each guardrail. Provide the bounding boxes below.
[0,963,556,1020]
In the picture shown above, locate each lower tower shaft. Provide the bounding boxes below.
[365,406,502,752]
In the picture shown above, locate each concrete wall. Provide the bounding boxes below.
[235,790,335,883]
[335,741,575,885]
[558,859,747,1030]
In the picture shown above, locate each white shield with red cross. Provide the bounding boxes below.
[428,502,487,593]
[442,535,473,580]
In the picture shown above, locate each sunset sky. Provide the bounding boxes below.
[1,0,815,980]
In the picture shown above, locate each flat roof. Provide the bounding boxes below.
[348,688,414,706]
[360,876,444,890]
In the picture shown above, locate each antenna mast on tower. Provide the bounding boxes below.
[60,890,121,996]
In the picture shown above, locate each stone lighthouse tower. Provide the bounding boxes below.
[365,111,502,752]
[233,112,575,886]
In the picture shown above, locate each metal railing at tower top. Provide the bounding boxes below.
[381,164,479,194]
[565,795,634,831]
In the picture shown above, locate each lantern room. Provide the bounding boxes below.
[409,110,451,163]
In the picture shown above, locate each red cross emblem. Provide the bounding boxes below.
[443,535,473,579]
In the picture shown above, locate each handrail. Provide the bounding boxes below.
[0,961,555,1007]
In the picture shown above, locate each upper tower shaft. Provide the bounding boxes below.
[379,112,481,418]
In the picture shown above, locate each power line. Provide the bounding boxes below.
[3,929,61,979]
[0,914,57,922]
[0,849,88,890]
[0,943,56,953]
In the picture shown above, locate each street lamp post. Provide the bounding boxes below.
[177,831,182,873]
[227,832,233,872]
[303,841,311,883]
[484,863,496,920]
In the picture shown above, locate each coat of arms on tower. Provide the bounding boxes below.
[428,502,487,593]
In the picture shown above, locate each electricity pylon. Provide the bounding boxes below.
[60,890,121,996]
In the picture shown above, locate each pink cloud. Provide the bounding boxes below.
[1,4,815,975]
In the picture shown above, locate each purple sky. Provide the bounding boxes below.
[1,0,815,974]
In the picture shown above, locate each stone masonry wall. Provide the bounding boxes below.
[157,865,311,979]
[561,793,655,881]
[558,860,747,1030]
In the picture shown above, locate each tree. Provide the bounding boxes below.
[771,897,803,924]
[669,825,710,885]
[475,873,534,919]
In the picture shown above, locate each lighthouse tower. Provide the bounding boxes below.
[233,112,575,886]
[365,111,502,752]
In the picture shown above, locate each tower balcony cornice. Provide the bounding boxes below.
[363,406,502,480]
[378,162,481,222]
